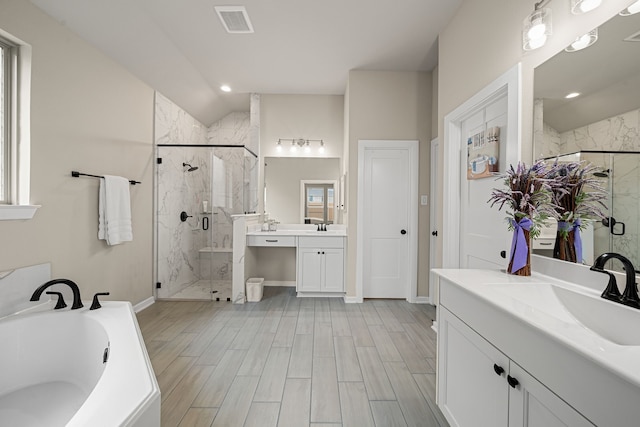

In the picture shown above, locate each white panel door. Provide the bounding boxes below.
[363,145,411,298]
[459,95,511,269]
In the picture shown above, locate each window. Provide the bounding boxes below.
[0,28,35,220]
[304,183,335,224]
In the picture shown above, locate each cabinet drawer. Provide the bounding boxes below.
[298,236,345,249]
[247,235,297,247]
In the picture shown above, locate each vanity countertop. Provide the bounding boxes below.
[432,268,640,388]
[246,225,347,237]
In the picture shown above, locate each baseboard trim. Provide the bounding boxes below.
[133,296,155,313]
[264,280,296,287]
[343,296,363,304]
[415,296,431,304]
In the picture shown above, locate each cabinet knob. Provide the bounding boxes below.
[401,229,407,235]
[500,250,507,259]
[507,375,519,388]
[493,364,505,376]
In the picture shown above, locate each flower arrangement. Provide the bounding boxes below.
[488,159,609,274]
[546,160,608,263]
[488,160,558,275]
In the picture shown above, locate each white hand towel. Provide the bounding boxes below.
[98,175,133,245]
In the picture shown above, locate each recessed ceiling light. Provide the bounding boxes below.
[220,85,231,92]
[565,92,580,99]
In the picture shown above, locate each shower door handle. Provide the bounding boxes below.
[202,216,209,231]
[602,217,626,236]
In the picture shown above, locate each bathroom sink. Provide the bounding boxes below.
[551,285,640,346]
[485,281,640,346]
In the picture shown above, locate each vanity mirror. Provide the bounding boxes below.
[533,9,640,271]
[264,157,341,224]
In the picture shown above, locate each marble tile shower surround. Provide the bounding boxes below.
[538,107,640,270]
[155,92,259,298]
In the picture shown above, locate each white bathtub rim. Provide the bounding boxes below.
[67,301,160,427]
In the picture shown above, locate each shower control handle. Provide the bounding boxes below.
[180,211,192,222]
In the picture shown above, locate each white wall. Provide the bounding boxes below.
[436,0,631,268]
[345,70,432,297]
[0,0,154,305]
[260,94,344,158]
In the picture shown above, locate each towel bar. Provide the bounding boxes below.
[71,171,141,185]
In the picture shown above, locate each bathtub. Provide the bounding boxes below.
[0,301,160,427]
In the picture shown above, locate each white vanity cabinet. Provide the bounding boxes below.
[297,236,345,294]
[439,303,593,427]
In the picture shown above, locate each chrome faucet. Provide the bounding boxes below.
[590,253,640,309]
[30,278,84,310]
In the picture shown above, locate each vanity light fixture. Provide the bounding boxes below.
[571,0,602,14]
[620,0,640,15]
[565,28,598,51]
[523,2,552,51]
[565,92,581,99]
[276,138,326,155]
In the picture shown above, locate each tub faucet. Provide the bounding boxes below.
[590,253,640,309]
[30,279,84,310]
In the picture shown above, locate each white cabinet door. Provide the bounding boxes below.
[323,248,344,292]
[508,363,594,427]
[298,248,322,292]
[438,307,509,427]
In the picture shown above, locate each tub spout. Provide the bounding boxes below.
[30,279,84,310]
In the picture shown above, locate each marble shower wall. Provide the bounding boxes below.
[538,106,640,270]
[155,92,257,298]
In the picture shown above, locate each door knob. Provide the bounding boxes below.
[432,230,438,236]
[401,229,407,235]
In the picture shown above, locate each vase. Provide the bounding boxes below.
[553,220,581,263]
[508,217,532,276]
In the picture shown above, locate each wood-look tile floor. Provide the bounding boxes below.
[136,287,449,427]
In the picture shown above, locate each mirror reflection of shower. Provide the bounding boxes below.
[183,162,199,172]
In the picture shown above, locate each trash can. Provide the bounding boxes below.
[246,277,265,302]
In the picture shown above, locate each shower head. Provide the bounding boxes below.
[593,168,610,178]
[183,162,199,172]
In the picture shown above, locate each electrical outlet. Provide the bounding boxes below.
[421,195,428,206]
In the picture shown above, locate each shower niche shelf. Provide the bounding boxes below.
[199,247,233,254]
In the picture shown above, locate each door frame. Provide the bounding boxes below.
[429,138,439,305]
[442,63,522,268]
[356,139,419,303]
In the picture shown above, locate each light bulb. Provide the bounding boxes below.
[620,0,640,15]
[528,21,546,40]
[276,141,282,152]
[304,142,311,153]
[528,34,547,50]
[578,0,601,13]
[318,142,325,154]
[290,142,297,153]
[571,34,591,50]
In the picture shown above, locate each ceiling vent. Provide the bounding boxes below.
[214,6,254,33]
[623,29,640,42]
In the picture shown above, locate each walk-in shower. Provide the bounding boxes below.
[553,150,640,272]
[155,144,258,300]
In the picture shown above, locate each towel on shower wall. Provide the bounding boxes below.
[98,175,133,245]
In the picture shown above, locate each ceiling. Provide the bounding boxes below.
[30,0,462,126]
[535,10,640,133]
